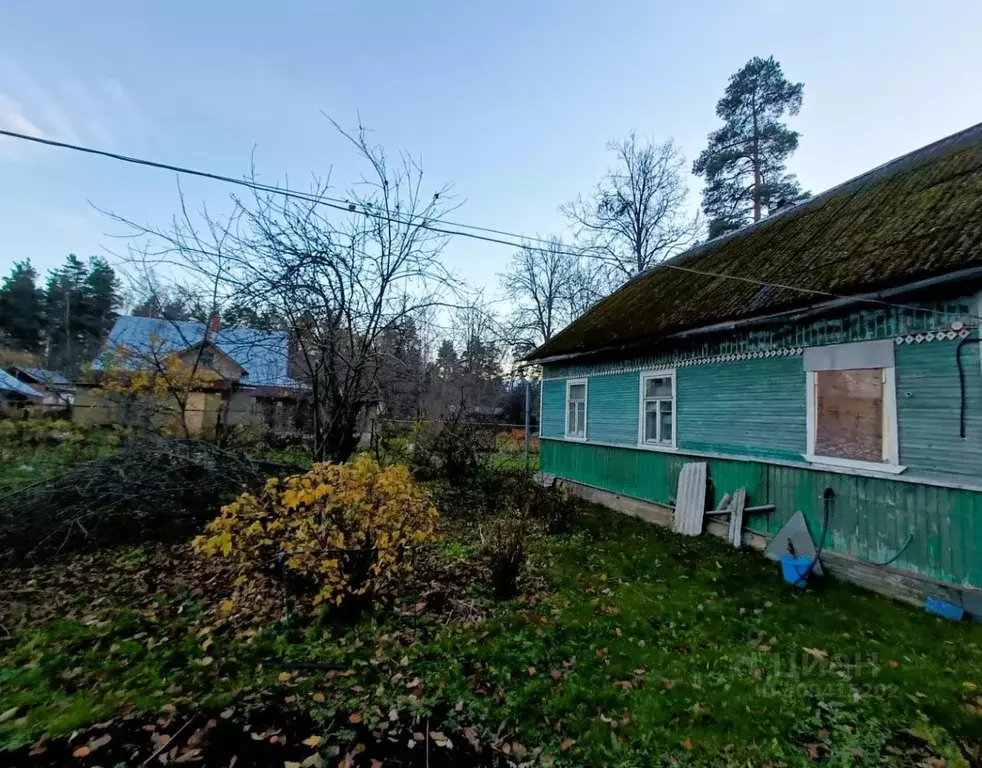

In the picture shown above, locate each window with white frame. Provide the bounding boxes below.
[565,379,587,439]
[804,341,903,472]
[639,370,675,447]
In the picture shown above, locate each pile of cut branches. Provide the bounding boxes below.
[0,436,287,563]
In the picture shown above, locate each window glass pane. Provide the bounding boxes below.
[645,377,672,398]
[644,403,658,442]
[568,383,585,401]
[576,402,586,436]
[567,401,576,434]
[659,400,673,443]
[815,369,883,462]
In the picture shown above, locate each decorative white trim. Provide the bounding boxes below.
[637,368,677,449]
[895,329,968,344]
[542,325,971,379]
[565,378,588,440]
[884,367,900,466]
[802,454,907,475]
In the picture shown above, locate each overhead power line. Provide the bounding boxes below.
[0,127,975,323]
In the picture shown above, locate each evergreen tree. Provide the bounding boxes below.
[43,254,122,373]
[80,257,122,360]
[693,56,809,236]
[434,340,458,380]
[222,302,280,330]
[0,260,44,353]
[44,254,89,372]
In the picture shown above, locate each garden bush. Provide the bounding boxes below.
[194,455,439,609]
[518,477,579,535]
[483,515,526,599]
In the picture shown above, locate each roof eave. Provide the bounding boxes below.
[526,263,982,366]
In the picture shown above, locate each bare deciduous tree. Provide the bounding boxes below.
[107,119,461,462]
[562,134,700,286]
[499,237,597,356]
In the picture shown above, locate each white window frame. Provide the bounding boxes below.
[564,378,588,441]
[805,366,905,474]
[637,368,677,450]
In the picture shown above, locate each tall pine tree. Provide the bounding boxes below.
[43,254,121,373]
[81,257,122,361]
[44,254,89,373]
[693,56,808,238]
[0,260,44,353]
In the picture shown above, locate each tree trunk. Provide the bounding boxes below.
[322,410,360,464]
[752,91,761,222]
[753,159,761,222]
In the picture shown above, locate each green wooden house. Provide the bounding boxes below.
[526,124,982,611]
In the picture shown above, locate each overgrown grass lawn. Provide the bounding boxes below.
[2,507,980,766]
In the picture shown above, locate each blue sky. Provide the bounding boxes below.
[1,0,981,301]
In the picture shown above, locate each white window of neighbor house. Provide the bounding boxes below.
[639,370,676,448]
[804,340,904,473]
[565,378,587,440]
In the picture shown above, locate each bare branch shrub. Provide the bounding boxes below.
[105,118,462,463]
[483,516,527,600]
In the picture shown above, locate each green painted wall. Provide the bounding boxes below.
[540,378,566,438]
[536,301,982,590]
[586,372,638,445]
[896,341,982,477]
[677,357,805,460]
[540,339,982,480]
[541,439,982,588]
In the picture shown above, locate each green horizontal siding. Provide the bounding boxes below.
[541,439,982,588]
[677,357,805,460]
[541,439,765,512]
[543,334,982,481]
[586,372,638,445]
[896,341,982,478]
[540,379,566,438]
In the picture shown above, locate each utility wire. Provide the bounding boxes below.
[1,127,976,323]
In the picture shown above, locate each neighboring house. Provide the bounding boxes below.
[8,367,75,408]
[75,315,306,438]
[526,123,982,610]
[0,368,43,413]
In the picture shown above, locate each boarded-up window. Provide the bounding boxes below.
[814,369,884,462]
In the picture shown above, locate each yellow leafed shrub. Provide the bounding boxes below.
[193,455,438,608]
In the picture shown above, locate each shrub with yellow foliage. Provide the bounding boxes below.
[194,455,438,609]
[97,344,218,398]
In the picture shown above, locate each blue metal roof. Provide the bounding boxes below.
[14,367,72,386]
[0,369,42,398]
[97,316,300,389]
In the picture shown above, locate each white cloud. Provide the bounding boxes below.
[0,56,148,157]
[0,93,46,137]
[0,93,48,157]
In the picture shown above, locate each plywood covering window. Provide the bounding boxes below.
[804,341,903,473]
[565,379,587,440]
[814,369,883,461]
[638,369,676,449]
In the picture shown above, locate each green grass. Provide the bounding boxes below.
[2,507,980,765]
[0,422,123,489]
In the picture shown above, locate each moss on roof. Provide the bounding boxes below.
[528,123,982,361]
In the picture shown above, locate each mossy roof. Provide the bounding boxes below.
[527,123,982,362]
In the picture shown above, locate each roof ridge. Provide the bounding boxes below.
[528,121,982,361]
[647,121,982,274]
